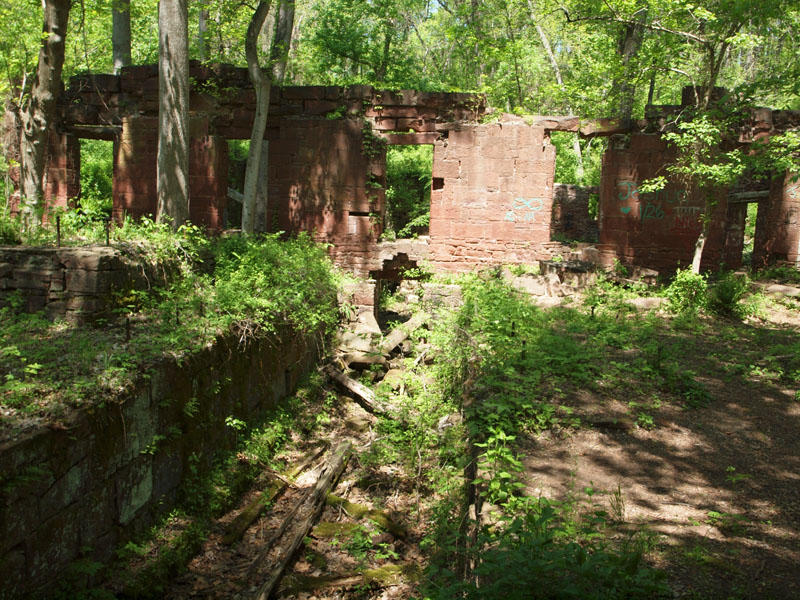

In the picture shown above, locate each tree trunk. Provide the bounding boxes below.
[691,198,712,273]
[614,10,646,126]
[270,0,296,84]
[19,0,71,226]
[156,0,190,228]
[198,6,209,62]
[241,1,273,235]
[527,2,584,182]
[112,0,131,73]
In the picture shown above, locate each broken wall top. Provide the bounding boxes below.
[60,61,488,139]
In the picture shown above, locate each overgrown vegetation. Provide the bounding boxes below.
[358,271,799,598]
[0,220,342,431]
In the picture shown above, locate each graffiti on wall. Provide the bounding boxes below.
[505,197,544,223]
[615,180,697,230]
[787,181,800,201]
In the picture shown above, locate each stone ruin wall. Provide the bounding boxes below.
[8,63,799,289]
[429,121,564,271]
[597,133,744,271]
[753,171,800,267]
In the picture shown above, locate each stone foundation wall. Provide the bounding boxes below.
[0,328,320,598]
[0,246,169,323]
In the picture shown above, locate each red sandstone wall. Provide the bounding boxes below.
[598,134,739,271]
[43,131,80,219]
[428,122,559,271]
[265,117,383,278]
[112,116,228,231]
[113,116,157,222]
[753,171,800,267]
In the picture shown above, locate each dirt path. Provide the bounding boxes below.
[521,325,800,599]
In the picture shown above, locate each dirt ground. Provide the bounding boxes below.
[522,306,800,600]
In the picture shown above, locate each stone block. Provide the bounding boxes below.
[39,459,89,521]
[115,457,154,526]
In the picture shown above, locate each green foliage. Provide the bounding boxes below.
[213,233,340,337]
[0,222,340,425]
[78,139,113,210]
[665,268,708,316]
[0,211,21,244]
[754,264,800,284]
[552,132,605,187]
[706,271,752,318]
[426,500,667,600]
[384,145,432,238]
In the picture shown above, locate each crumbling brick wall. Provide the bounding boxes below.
[598,133,742,271]
[428,121,561,271]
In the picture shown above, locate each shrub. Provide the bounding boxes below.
[0,213,21,244]
[706,271,751,318]
[665,268,707,315]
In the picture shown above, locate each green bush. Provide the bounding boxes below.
[213,233,340,337]
[426,500,668,600]
[0,213,21,244]
[665,268,707,315]
[706,271,751,318]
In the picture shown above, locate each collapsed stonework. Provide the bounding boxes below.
[6,62,800,297]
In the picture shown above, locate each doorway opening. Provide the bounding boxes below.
[78,139,113,221]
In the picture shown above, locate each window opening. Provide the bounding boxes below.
[384,145,433,239]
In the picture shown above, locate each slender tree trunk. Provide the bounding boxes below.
[19,0,71,226]
[242,1,273,235]
[527,1,584,182]
[376,17,392,83]
[613,10,646,126]
[270,0,295,84]
[198,6,209,62]
[156,0,189,228]
[112,0,131,73]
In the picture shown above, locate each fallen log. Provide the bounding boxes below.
[379,312,429,356]
[253,440,352,600]
[324,364,395,416]
[279,564,420,595]
[222,444,327,545]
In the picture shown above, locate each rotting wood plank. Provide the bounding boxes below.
[222,444,327,545]
[252,440,352,600]
[324,364,396,416]
[379,312,429,356]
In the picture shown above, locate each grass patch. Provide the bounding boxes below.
[0,220,342,436]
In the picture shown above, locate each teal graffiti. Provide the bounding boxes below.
[505,197,544,223]
[640,202,665,222]
[617,181,638,202]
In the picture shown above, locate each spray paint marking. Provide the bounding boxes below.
[505,197,544,223]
